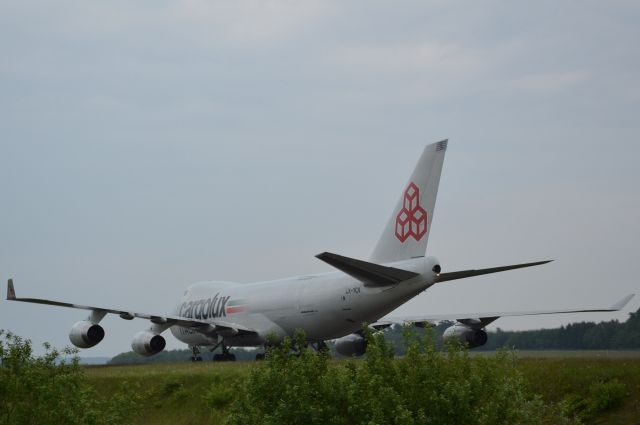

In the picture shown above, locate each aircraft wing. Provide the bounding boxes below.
[5,279,257,335]
[372,294,635,329]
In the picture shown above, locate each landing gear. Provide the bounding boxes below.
[255,352,265,361]
[316,340,329,352]
[190,345,203,362]
[212,346,236,362]
[213,353,236,361]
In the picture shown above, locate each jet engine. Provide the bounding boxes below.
[335,333,367,357]
[131,331,166,356]
[443,323,488,348]
[69,321,105,348]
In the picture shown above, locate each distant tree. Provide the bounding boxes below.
[377,309,640,352]
[473,309,640,351]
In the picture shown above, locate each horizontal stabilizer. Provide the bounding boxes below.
[316,252,419,287]
[436,260,552,283]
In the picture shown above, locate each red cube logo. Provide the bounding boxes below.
[395,182,428,242]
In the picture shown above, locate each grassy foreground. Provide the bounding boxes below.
[85,353,640,425]
[86,362,250,425]
[518,356,640,424]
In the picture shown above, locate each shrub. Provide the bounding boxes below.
[204,382,236,410]
[0,330,139,425]
[588,379,626,413]
[560,378,627,422]
[226,327,568,425]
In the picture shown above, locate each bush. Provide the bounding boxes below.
[588,379,626,412]
[560,378,627,422]
[226,327,569,425]
[0,330,139,425]
[204,380,236,410]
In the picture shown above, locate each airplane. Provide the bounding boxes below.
[6,140,635,361]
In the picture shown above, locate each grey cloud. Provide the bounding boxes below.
[1,1,639,356]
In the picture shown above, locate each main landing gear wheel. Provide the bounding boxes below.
[255,352,265,361]
[190,345,203,362]
[213,353,236,361]
[213,346,236,362]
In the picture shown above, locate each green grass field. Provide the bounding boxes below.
[84,352,640,425]
[86,362,249,425]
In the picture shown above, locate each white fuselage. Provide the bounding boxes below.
[170,256,440,347]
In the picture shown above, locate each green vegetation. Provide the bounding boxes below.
[86,362,249,425]
[4,327,640,424]
[383,309,640,354]
[482,308,640,350]
[95,331,640,425]
[0,330,138,425]
[518,357,640,424]
[83,355,640,425]
[227,328,552,425]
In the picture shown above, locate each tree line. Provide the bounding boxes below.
[383,308,640,353]
[481,308,640,350]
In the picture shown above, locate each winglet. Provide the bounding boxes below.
[7,279,16,300]
[610,294,635,311]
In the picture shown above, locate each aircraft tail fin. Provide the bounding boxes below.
[370,140,447,263]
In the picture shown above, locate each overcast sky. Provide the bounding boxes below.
[1,1,639,357]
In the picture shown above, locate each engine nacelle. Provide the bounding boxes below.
[69,321,105,349]
[443,324,488,348]
[131,331,166,356]
[335,333,367,357]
